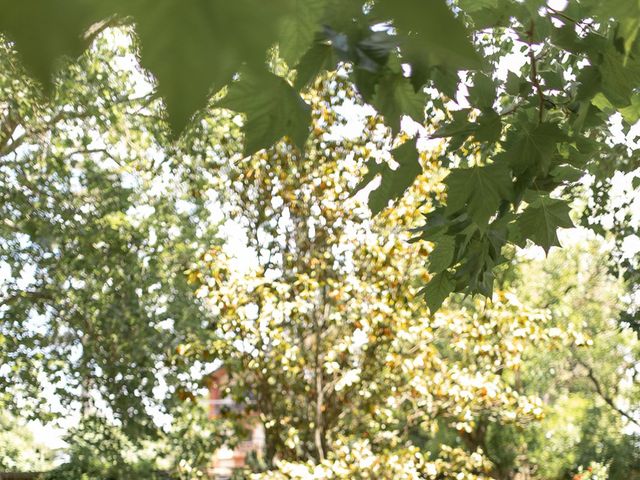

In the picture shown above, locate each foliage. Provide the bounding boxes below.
[502,241,640,479]
[1,9,639,478]
[45,404,238,480]
[251,440,492,480]
[179,74,640,479]
[0,0,639,309]
[44,415,160,480]
[0,32,217,442]
[0,414,55,472]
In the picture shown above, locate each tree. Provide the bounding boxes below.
[500,241,640,479]
[1,0,639,309]
[183,73,619,479]
[1,6,639,478]
[0,414,55,472]
[0,31,217,448]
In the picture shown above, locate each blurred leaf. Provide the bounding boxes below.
[371,72,425,133]
[279,0,328,66]
[376,0,482,71]
[217,69,311,155]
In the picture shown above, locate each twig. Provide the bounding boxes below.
[572,349,640,428]
[526,21,546,124]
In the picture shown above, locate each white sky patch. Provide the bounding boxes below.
[547,0,568,11]
[326,101,377,141]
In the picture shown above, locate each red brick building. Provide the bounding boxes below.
[207,367,265,479]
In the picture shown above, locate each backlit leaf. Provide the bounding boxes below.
[516,195,574,252]
[217,69,311,155]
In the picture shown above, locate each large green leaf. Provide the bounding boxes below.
[279,0,328,66]
[375,0,482,71]
[599,44,640,108]
[0,0,101,89]
[371,72,425,134]
[428,236,456,274]
[502,122,565,176]
[515,195,574,252]
[294,42,335,90]
[594,0,640,59]
[356,140,422,216]
[216,69,311,155]
[444,163,513,231]
[121,0,287,134]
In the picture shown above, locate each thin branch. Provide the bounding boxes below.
[572,349,640,428]
[526,21,546,124]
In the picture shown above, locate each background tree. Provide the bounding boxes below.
[0,29,224,471]
[183,73,634,479]
[0,414,55,472]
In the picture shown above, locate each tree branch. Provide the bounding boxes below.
[572,349,640,428]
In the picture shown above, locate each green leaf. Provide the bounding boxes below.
[432,109,474,139]
[468,73,496,108]
[594,0,640,59]
[358,140,422,216]
[503,122,565,176]
[0,0,101,89]
[505,71,522,96]
[428,237,456,274]
[279,0,328,66]
[294,42,335,90]
[515,195,574,252]
[375,0,482,71]
[575,66,602,102]
[371,72,425,134]
[121,0,287,135]
[444,163,513,231]
[216,69,311,155]
[620,93,640,124]
[430,66,459,98]
[421,272,455,313]
[474,110,502,143]
[599,44,640,108]
[458,0,498,13]
[550,165,584,183]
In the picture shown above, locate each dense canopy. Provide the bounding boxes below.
[0,1,639,479]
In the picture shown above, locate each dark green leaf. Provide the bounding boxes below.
[375,0,482,71]
[550,165,584,183]
[121,0,286,134]
[428,236,456,274]
[503,122,565,176]
[599,44,640,107]
[358,140,422,216]
[421,271,455,313]
[217,69,311,155]
[294,41,336,90]
[474,110,502,143]
[279,0,328,66]
[505,71,522,96]
[516,195,574,252]
[468,73,496,108]
[0,0,101,89]
[371,72,425,134]
[445,163,513,230]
